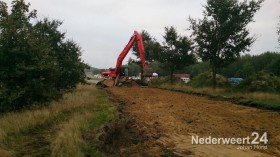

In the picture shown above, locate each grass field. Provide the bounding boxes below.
[0,85,117,157]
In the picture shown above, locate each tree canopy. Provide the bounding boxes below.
[189,0,264,87]
[0,0,87,112]
[132,30,161,62]
[221,52,280,78]
[159,26,195,83]
[131,28,195,82]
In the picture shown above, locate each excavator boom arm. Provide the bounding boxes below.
[114,31,146,76]
[98,31,152,87]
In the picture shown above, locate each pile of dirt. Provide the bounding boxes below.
[96,77,146,88]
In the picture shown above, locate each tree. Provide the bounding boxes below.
[266,58,280,77]
[127,61,141,77]
[0,0,87,112]
[0,0,53,111]
[159,26,195,83]
[185,61,211,78]
[149,61,169,77]
[221,54,252,78]
[219,52,280,78]
[132,30,162,80]
[34,19,87,91]
[189,0,264,88]
[132,30,161,62]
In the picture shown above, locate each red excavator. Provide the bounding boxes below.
[98,31,152,87]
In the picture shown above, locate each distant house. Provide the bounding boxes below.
[174,74,191,83]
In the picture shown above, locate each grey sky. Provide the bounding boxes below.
[5,0,280,68]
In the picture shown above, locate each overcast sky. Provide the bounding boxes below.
[5,0,280,68]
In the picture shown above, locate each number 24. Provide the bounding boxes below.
[251,132,268,144]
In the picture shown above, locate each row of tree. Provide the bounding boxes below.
[132,27,195,82]
[131,0,265,87]
[0,0,87,112]
[185,52,280,78]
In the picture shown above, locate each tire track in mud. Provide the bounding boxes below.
[107,87,280,157]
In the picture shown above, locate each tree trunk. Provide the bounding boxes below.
[212,66,217,89]
[170,68,174,84]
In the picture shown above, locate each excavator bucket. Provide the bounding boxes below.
[96,79,115,87]
[102,79,115,87]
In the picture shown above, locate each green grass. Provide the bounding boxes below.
[0,85,118,157]
[153,83,280,111]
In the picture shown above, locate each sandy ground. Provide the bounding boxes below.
[107,87,280,157]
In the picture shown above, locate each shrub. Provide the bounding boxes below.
[150,76,182,86]
[236,71,280,93]
[0,1,87,112]
[189,72,231,88]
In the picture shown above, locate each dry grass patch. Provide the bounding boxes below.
[235,92,280,102]
[51,112,93,157]
[0,85,117,156]
[0,85,94,142]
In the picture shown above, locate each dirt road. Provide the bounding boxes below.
[107,87,280,157]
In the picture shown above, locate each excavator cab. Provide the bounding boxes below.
[120,66,129,76]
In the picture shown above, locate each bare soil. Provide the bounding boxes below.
[106,87,280,157]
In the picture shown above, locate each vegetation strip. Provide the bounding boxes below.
[153,85,280,111]
[0,85,118,157]
[4,108,85,157]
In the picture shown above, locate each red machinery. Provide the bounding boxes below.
[101,31,148,78]
[99,31,152,87]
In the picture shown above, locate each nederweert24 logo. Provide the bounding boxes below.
[191,132,268,150]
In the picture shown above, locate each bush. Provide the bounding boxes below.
[0,1,87,112]
[189,72,231,88]
[150,76,183,86]
[236,71,280,93]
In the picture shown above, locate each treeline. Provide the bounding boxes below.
[0,1,87,112]
[128,0,280,90]
[129,0,265,86]
[222,52,280,78]
[184,52,280,92]
[127,52,280,79]
[185,52,280,78]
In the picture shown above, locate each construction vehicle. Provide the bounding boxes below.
[97,31,152,87]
